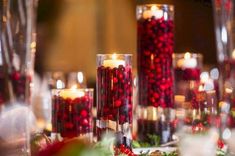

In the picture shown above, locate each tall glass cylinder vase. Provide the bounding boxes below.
[0,0,38,105]
[136,4,175,144]
[0,1,38,155]
[173,53,203,95]
[96,54,133,149]
[213,0,235,129]
[213,1,235,152]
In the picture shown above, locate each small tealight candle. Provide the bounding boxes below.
[143,5,163,19]
[174,95,185,116]
[177,52,197,68]
[59,86,85,99]
[103,54,125,68]
[232,49,235,59]
[175,95,185,106]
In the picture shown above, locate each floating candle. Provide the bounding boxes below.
[143,5,163,19]
[59,88,85,99]
[232,49,235,59]
[103,54,125,68]
[177,52,197,68]
[175,95,185,103]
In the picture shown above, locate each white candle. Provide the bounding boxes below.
[59,89,85,99]
[183,58,197,68]
[103,54,125,68]
[177,52,197,68]
[143,5,163,19]
[174,95,185,103]
[174,95,186,118]
[56,80,65,89]
[200,72,209,83]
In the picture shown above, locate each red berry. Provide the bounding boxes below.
[64,122,73,129]
[114,100,122,107]
[113,77,118,83]
[82,119,89,126]
[80,110,88,117]
[217,139,224,149]
[12,71,20,80]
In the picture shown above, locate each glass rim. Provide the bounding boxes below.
[136,4,174,10]
[52,88,94,92]
[173,53,203,59]
[97,54,132,57]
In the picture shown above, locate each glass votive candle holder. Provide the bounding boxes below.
[67,71,87,89]
[173,53,203,131]
[175,79,219,134]
[51,88,93,141]
[174,53,202,80]
[46,71,66,89]
[96,54,133,149]
[173,53,203,108]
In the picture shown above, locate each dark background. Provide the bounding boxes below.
[35,0,217,78]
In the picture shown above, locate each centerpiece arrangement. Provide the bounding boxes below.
[2,1,235,156]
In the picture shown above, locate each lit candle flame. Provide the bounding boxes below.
[103,53,125,68]
[184,52,191,59]
[59,85,85,99]
[111,53,117,60]
[225,87,233,94]
[200,72,209,83]
[151,5,158,11]
[56,80,64,89]
[70,85,85,97]
[77,72,84,84]
[232,49,235,59]
[71,85,77,90]
[151,5,163,19]
[143,5,163,19]
[198,85,204,92]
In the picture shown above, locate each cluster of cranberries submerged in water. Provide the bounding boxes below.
[174,68,201,81]
[137,16,174,108]
[137,12,174,144]
[0,70,31,104]
[97,64,132,148]
[52,95,93,138]
[11,70,31,102]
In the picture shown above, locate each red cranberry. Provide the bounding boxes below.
[12,71,20,80]
[217,139,224,149]
[80,109,88,117]
[115,100,122,107]
[64,122,73,129]
[113,77,118,83]
[82,119,89,126]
